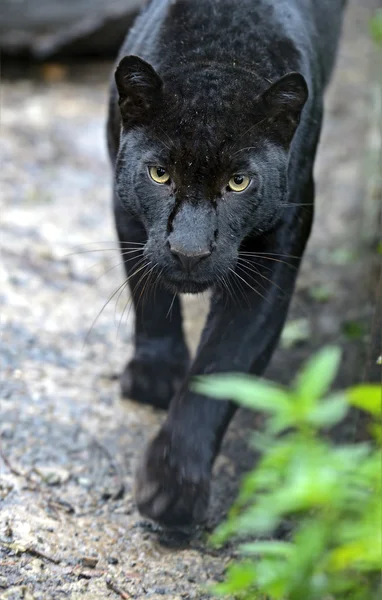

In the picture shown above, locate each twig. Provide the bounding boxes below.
[48,499,75,514]
[0,444,47,493]
[106,576,131,599]
[75,567,105,579]
[0,444,74,518]
[0,445,25,478]
[0,540,60,564]
[28,545,61,564]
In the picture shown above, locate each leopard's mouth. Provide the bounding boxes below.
[161,275,212,295]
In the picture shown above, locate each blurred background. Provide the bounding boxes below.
[0,1,381,598]
[0,0,142,58]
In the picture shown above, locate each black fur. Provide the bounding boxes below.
[107,0,345,527]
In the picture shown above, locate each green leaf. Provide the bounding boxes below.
[329,248,357,265]
[307,394,348,427]
[342,320,365,340]
[370,422,382,444]
[294,346,341,403]
[193,374,290,412]
[205,347,381,600]
[370,9,382,44]
[252,558,289,598]
[329,533,382,572]
[213,562,256,595]
[240,540,293,558]
[309,283,335,303]
[347,385,381,416]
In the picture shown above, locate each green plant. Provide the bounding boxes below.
[195,348,381,600]
[370,9,382,45]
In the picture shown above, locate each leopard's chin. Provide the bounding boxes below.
[162,276,212,295]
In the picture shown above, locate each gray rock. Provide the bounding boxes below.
[0,0,144,58]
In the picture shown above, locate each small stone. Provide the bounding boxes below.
[108,556,119,565]
[4,520,13,538]
[2,586,31,599]
[36,466,70,486]
[40,64,68,83]
[0,576,8,588]
[78,477,92,488]
[1,424,14,439]
[81,556,98,568]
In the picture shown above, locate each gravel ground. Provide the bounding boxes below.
[1,2,381,598]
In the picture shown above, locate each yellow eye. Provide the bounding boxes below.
[149,166,170,184]
[227,175,250,192]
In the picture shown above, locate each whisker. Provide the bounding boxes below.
[214,267,230,302]
[166,292,177,320]
[116,262,154,339]
[232,146,257,156]
[239,252,298,270]
[117,260,152,336]
[223,266,247,309]
[212,264,245,310]
[83,261,150,347]
[90,255,139,281]
[223,273,237,306]
[280,203,313,207]
[115,280,131,336]
[72,249,145,290]
[87,251,144,277]
[69,240,145,249]
[117,293,132,341]
[237,257,308,316]
[229,267,269,303]
[237,260,286,298]
[120,248,145,257]
[237,255,275,275]
[230,268,256,308]
[137,262,158,308]
[220,274,232,310]
[71,240,145,246]
[153,266,165,304]
[239,251,300,259]
[236,261,269,294]
[143,263,159,308]
[114,256,147,325]
[65,246,144,258]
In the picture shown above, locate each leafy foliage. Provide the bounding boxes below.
[370,9,382,45]
[194,348,381,600]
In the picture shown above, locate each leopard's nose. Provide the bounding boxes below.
[169,244,211,272]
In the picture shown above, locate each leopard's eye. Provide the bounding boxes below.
[227,174,250,192]
[149,166,170,184]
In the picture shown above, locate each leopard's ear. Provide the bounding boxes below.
[261,72,308,144]
[115,55,163,127]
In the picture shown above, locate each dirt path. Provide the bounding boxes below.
[1,2,380,598]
